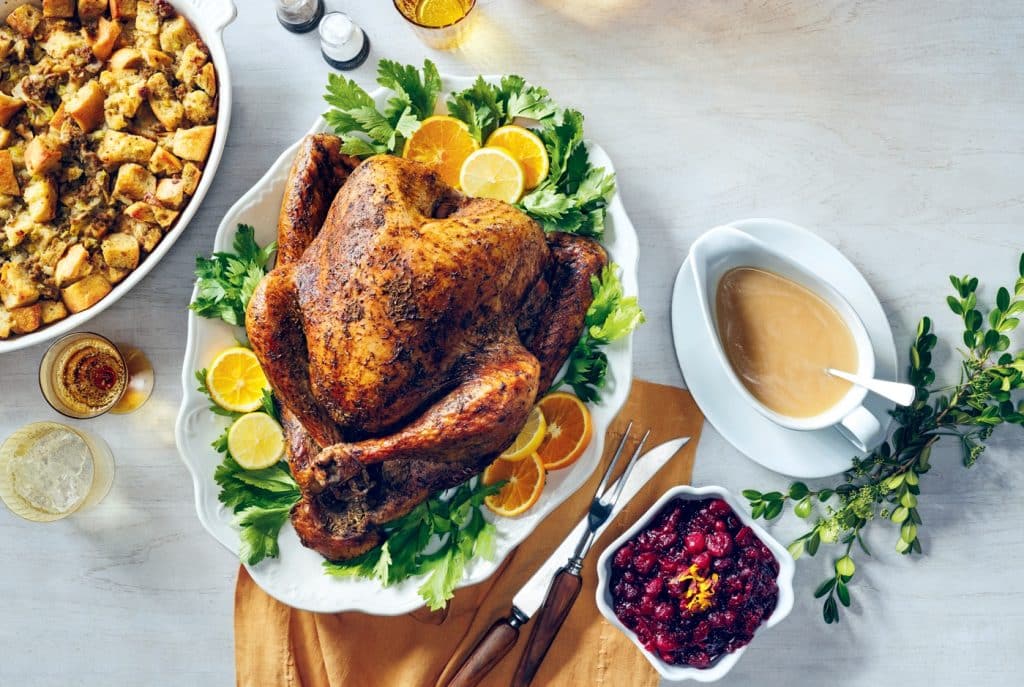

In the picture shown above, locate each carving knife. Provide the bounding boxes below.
[446,436,690,687]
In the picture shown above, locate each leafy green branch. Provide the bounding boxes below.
[744,254,1024,623]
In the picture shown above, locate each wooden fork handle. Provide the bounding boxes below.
[447,616,522,687]
[512,568,583,687]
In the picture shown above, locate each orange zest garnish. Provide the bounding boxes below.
[534,392,593,471]
[482,452,545,517]
[676,563,719,613]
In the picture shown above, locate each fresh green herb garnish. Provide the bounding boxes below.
[744,255,1024,624]
[554,263,645,401]
[324,477,504,610]
[323,59,441,157]
[445,75,558,143]
[189,225,276,327]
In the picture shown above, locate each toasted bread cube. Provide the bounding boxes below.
[50,103,68,129]
[101,232,140,269]
[136,2,159,34]
[54,244,91,286]
[24,136,62,176]
[124,200,177,228]
[109,47,144,70]
[62,273,112,313]
[146,72,183,130]
[39,299,68,324]
[181,162,201,196]
[159,15,195,52]
[110,0,137,19]
[79,0,109,21]
[0,35,12,61]
[113,162,155,202]
[0,309,9,338]
[90,16,122,60]
[182,90,215,125]
[155,177,184,209]
[148,146,181,175]
[98,130,156,164]
[24,177,58,223]
[175,41,208,86]
[0,263,40,309]
[6,4,43,38]
[43,0,76,18]
[66,81,107,133]
[9,303,42,335]
[195,63,216,97]
[41,28,87,58]
[0,150,18,195]
[141,47,172,70]
[171,125,214,162]
[0,128,10,149]
[119,216,160,251]
[0,93,24,127]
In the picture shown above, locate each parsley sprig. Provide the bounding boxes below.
[189,224,276,327]
[445,75,558,143]
[554,263,645,401]
[744,255,1024,623]
[324,477,504,610]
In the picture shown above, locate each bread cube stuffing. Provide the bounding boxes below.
[172,125,215,162]
[135,2,159,34]
[181,162,201,195]
[155,177,184,209]
[6,5,43,38]
[109,47,144,70]
[195,63,216,97]
[182,91,215,125]
[113,162,155,202]
[42,29,88,59]
[0,262,40,309]
[78,0,109,21]
[24,135,62,176]
[98,130,156,164]
[61,273,112,313]
[101,232,140,269]
[159,15,196,53]
[39,299,68,324]
[42,0,76,18]
[0,150,19,195]
[0,93,25,127]
[66,81,107,133]
[175,42,208,87]
[148,146,182,175]
[10,302,42,334]
[24,177,58,223]
[90,16,122,60]
[125,201,178,228]
[54,244,91,286]
[146,72,183,130]
[0,128,11,149]
[110,0,138,19]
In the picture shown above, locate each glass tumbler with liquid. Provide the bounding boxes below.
[393,0,477,50]
[0,422,114,522]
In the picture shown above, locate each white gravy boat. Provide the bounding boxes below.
[688,226,883,451]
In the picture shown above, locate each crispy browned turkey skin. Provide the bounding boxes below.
[246,135,607,561]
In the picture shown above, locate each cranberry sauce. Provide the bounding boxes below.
[609,497,779,669]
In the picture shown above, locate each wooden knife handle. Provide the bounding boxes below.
[512,568,583,687]
[446,616,521,687]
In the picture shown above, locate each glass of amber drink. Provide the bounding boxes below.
[38,332,154,419]
[393,0,477,50]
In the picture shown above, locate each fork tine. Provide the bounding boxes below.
[599,429,650,508]
[592,421,633,499]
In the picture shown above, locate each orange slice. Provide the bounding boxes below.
[485,125,549,190]
[483,452,545,517]
[498,405,547,462]
[535,392,593,471]
[402,115,479,188]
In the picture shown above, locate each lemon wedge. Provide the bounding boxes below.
[499,405,547,462]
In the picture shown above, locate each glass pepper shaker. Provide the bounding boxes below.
[276,0,324,34]
[318,11,371,71]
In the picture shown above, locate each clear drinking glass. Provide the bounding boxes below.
[393,0,478,50]
[0,422,115,522]
[38,332,154,419]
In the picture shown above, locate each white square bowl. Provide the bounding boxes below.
[595,485,795,682]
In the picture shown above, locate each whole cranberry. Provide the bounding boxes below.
[656,530,678,549]
[692,551,712,570]
[706,531,734,557]
[713,556,734,573]
[727,593,745,610]
[638,596,656,616]
[708,499,732,517]
[683,531,706,554]
[687,650,712,669]
[734,526,755,547]
[613,544,634,569]
[655,632,679,653]
[691,620,710,643]
[644,577,664,597]
[709,609,737,629]
[621,583,640,601]
[714,519,729,533]
[654,602,675,623]
[633,552,658,576]
[622,571,637,584]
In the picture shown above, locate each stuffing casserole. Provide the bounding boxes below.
[0,0,217,339]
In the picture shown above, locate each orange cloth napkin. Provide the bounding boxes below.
[235,380,704,687]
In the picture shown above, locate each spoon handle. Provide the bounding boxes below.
[827,369,916,406]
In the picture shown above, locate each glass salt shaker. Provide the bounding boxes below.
[276,0,324,34]
[318,11,371,71]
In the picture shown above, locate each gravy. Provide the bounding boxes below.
[715,267,857,418]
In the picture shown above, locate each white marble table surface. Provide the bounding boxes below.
[2,1,1022,685]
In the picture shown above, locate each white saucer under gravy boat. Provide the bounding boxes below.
[689,226,884,452]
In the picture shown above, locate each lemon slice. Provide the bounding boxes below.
[205,347,269,413]
[499,405,547,462]
[227,412,285,470]
[403,115,479,188]
[485,125,549,190]
[459,147,526,203]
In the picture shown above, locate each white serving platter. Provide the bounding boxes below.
[0,0,237,353]
[174,75,640,614]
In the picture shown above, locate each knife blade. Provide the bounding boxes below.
[445,436,689,687]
